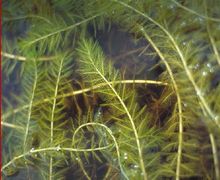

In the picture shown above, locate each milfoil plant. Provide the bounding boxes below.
[2,0,220,180]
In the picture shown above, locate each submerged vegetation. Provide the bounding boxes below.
[2,0,220,179]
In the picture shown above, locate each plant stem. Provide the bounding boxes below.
[1,145,112,172]
[114,0,220,129]
[1,122,24,130]
[141,29,183,180]
[209,133,220,180]
[1,52,56,61]
[72,122,129,180]
[24,14,101,48]
[88,56,147,179]
[2,80,168,120]
[23,60,38,150]
[171,0,220,22]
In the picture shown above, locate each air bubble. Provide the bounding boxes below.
[196,90,204,97]
[181,21,186,27]
[198,17,204,22]
[56,145,61,151]
[113,158,117,163]
[124,152,128,160]
[133,164,139,169]
[209,68,214,73]
[194,64,200,70]
[206,63,211,68]
[202,71,208,76]
[195,17,204,24]
[168,4,175,10]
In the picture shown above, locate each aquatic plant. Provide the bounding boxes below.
[2,0,220,179]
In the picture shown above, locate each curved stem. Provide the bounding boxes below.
[113,0,219,129]
[86,50,147,179]
[72,122,129,180]
[141,29,183,180]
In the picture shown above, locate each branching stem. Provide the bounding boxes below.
[86,52,147,179]
[23,60,38,150]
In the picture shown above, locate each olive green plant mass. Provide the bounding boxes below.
[2,0,220,179]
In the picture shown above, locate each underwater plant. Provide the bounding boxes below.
[2,0,220,179]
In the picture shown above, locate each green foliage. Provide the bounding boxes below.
[2,0,220,180]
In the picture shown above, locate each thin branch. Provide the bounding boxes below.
[24,14,101,48]
[209,133,220,180]
[207,29,220,66]
[112,46,146,60]
[23,60,38,149]
[48,56,65,180]
[1,122,24,130]
[1,52,56,61]
[204,1,220,66]
[3,15,52,24]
